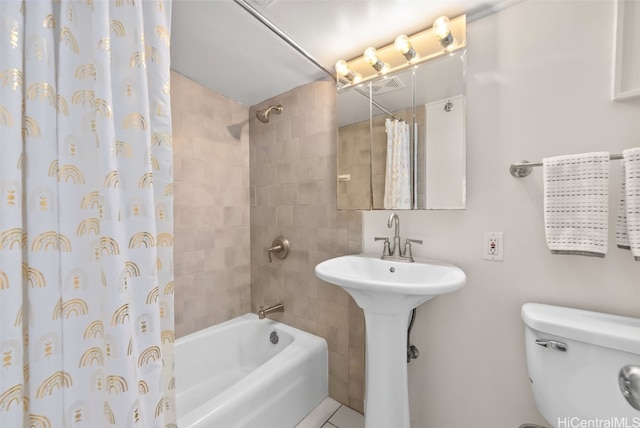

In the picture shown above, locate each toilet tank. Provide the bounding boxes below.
[521,303,640,428]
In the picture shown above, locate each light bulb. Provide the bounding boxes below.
[364,47,379,66]
[352,72,363,84]
[394,35,411,54]
[335,60,350,77]
[433,16,454,48]
[433,16,451,40]
[394,34,417,62]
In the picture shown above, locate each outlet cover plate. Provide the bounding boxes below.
[483,232,504,261]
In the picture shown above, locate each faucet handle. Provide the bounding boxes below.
[374,237,391,257]
[403,239,423,261]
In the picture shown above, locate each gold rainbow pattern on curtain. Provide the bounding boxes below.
[110,20,126,37]
[27,82,57,107]
[155,26,170,46]
[129,232,155,248]
[0,384,22,411]
[161,330,175,343]
[111,303,129,326]
[59,27,79,54]
[106,375,128,394]
[162,182,174,197]
[0,270,8,289]
[138,172,153,188]
[30,231,72,252]
[23,116,42,138]
[138,346,161,367]
[29,414,52,428]
[156,233,173,247]
[22,263,46,288]
[0,68,24,90]
[155,397,165,418]
[83,320,104,339]
[163,281,174,295]
[152,131,171,147]
[100,236,120,256]
[74,63,97,80]
[115,140,133,158]
[146,287,159,304]
[43,14,56,29]
[36,371,73,399]
[52,298,89,319]
[0,104,13,126]
[0,227,24,250]
[57,95,69,116]
[123,112,147,130]
[103,402,115,424]
[76,218,100,236]
[79,347,104,367]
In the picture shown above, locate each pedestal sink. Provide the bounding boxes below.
[315,254,466,428]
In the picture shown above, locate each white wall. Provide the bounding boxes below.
[362,1,640,427]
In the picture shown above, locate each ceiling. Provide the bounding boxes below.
[170,0,510,107]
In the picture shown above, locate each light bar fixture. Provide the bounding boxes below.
[334,14,466,89]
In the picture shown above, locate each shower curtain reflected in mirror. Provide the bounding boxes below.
[384,118,412,209]
[0,1,176,426]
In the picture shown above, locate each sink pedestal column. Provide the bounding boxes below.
[363,309,412,428]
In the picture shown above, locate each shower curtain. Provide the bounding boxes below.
[0,1,176,427]
[384,118,412,209]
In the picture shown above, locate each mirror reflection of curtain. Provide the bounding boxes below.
[384,119,412,209]
[0,1,175,426]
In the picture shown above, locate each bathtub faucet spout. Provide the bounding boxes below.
[258,303,284,319]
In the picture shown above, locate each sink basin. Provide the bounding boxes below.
[315,254,466,313]
[315,254,466,428]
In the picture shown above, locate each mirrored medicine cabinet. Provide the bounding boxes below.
[336,49,467,210]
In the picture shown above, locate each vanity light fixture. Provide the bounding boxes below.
[433,16,454,49]
[335,60,363,83]
[364,47,390,74]
[334,14,465,89]
[394,35,417,62]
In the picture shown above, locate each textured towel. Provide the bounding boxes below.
[616,148,640,261]
[543,152,610,257]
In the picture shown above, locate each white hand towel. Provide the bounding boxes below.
[543,152,609,257]
[616,147,640,261]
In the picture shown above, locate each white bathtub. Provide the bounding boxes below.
[176,313,328,428]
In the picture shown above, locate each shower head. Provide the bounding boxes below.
[256,104,283,123]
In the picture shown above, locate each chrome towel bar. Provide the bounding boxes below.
[510,154,624,177]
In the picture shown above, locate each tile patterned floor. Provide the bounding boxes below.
[296,397,364,428]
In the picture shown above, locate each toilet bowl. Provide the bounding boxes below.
[521,303,640,428]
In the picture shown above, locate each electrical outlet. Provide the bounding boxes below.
[483,232,504,261]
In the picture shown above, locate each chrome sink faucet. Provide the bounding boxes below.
[388,212,401,257]
[374,213,423,262]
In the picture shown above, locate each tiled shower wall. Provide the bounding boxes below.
[249,79,366,412]
[171,71,251,338]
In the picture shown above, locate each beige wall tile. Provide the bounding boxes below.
[171,70,250,337]
[249,78,364,413]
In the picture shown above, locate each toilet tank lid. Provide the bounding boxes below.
[521,303,640,355]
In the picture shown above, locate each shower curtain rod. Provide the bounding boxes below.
[233,0,401,121]
[232,0,336,78]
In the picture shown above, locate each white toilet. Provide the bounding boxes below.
[521,303,640,428]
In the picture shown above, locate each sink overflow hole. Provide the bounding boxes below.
[390,267,395,273]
